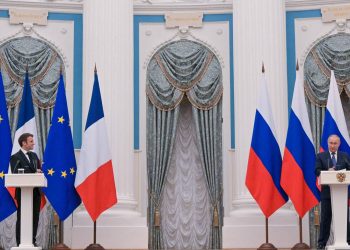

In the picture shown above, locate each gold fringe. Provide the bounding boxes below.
[186,85,223,111]
[146,84,184,111]
[305,49,350,107]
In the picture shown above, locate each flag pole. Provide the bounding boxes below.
[257,218,277,250]
[291,217,310,249]
[52,220,71,250]
[84,221,105,250]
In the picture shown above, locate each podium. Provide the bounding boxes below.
[320,170,350,250]
[5,173,47,250]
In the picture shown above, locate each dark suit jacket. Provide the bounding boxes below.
[10,150,41,200]
[315,150,350,199]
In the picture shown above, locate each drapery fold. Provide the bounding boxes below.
[161,101,211,249]
[192,102,223,249]
[147,103,179,249]
[147,40,223,249]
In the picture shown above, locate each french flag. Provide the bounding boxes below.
[280,66,320,218]
[75,69,117,221]
[321,70,350,154]
[11,70,38,157]
[10,70,46,209]
[245,69,288,218]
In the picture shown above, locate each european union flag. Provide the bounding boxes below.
[42,74,81,220]
[0,69,17,221]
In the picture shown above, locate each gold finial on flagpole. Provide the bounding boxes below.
[94,64,97,73]
[26,64,29,73]
[262,62,265,73]
[296,59,299,71]
[60,64,63,74]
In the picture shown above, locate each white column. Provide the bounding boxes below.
[82,0,136,214]
[69,1,147,249]
[223,0,299,248]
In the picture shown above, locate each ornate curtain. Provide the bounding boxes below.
[147,40,223,249]
[0,36,63,249]
[304,33,350,247]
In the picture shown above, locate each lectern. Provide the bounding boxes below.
[5,173,47,250]
[320,170,350,250]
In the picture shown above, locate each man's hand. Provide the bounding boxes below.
[36,169,43,173]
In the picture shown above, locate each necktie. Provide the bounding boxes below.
[331,152,336,168]
[26,152,32,164]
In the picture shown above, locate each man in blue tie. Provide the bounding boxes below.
[315,134,350,249]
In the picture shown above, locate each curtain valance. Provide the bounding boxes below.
[304,33,350,107]
[146,40,223,111]
[0,36,61,109]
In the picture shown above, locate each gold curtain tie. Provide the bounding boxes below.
[154,208,160,227]
[213,206,219,227]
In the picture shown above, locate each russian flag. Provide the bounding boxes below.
[245,70,288,218]
[321,70,350,154]
[0,69,17,221]
[75,69,117,221]
[281,67,320,218]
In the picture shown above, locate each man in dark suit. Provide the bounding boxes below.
[315,134,350,249]
[10,133,42,247]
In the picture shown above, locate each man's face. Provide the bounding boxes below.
[22,136,34,151]
[328,136,340,153]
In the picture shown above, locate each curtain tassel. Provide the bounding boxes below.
[213,206,219,227]
[154,208,160,227]
[314,207,319,226]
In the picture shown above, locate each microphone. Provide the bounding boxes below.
[13,160,20,173]
[327,158,330,170]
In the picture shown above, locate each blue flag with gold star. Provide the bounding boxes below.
[0,69,17,222]
[42,74,81,220]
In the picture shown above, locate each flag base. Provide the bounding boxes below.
[51,243,71,250]
[292,242,310,249]
[257,243,277,250]
[84,244,105,250]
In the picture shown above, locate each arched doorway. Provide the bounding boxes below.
[146,40,223,249]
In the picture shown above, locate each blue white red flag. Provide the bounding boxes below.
[8,70,46,209]
[245,70,288,217]
[75,70,117,221]
[281,67,320,217]
[11,70,38,157]
[321,70,350,154]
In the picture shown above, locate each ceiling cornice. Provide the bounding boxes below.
[285,0,350,11]
[0,0,83,13]
[133,2,233,15]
